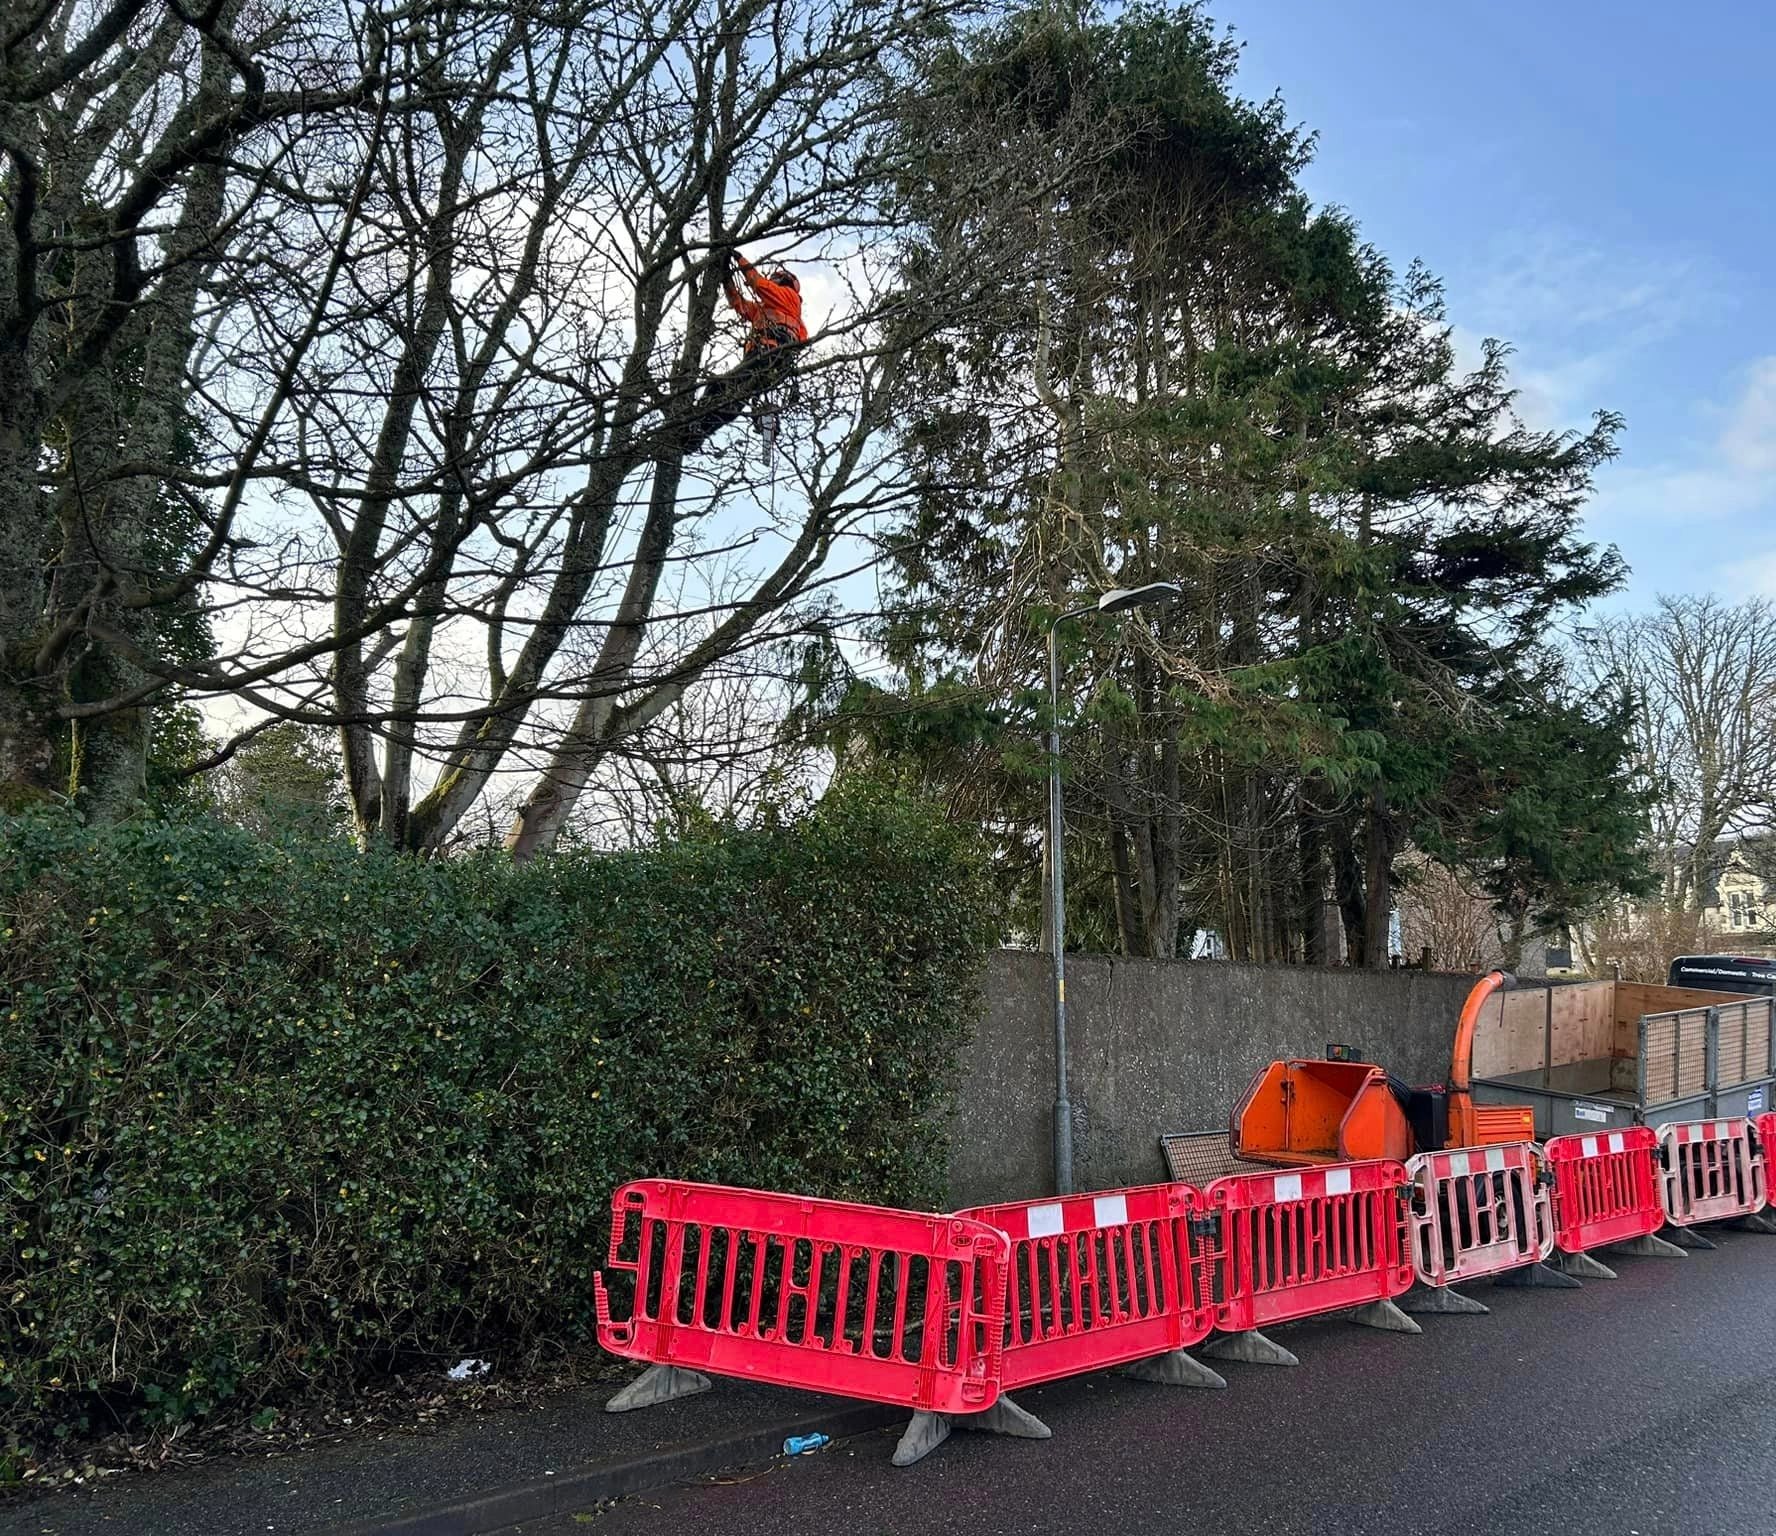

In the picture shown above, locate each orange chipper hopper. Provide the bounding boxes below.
[1231,1058,1416,1167]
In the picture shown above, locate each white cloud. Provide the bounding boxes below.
[1452,229,1723,432]
[1720,549,1776,600]
[1721,356,1776,474]
[1446,244,1776,607]
[1513,354,1612,429]
[1586,358,1776,563]
[1473,230,1714,347]
[1591,461,1771,531]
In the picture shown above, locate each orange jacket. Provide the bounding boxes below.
[723,254,806,347]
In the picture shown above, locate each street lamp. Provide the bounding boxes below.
[1046,581,1181,1196]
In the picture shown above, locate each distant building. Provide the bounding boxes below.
[1703,844,1771,938]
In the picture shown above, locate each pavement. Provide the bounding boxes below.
[6,1228,1773,1536]
[491,1229,1776,1536]
[0,1376,887,1536]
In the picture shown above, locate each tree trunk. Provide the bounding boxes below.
[1333,824,1366,965]
[2,258,62,803]
[1147,720,1182,958]
[1107,814,1142,956]
[505,446,691,860]
[0,679,60,809]
[1299,797,1329,965]
[1500,911,1528,971]
[1294,534,1326,965]
[1039,820,1056,953]
[1361,783,1392,968]
[65,647,148,820]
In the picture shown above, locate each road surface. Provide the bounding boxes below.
[498,1228,1776,1535]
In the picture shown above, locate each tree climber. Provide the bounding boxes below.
[683,249,806,456]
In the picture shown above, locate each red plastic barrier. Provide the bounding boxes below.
[956,1184,1212,1389]
[1544,1128,1663,1253]
[1761,1114,1776,1207]
[1657,1119,1769,1227]
[1200,1160,1414,1330]
[595,1180,1009,1413]
[1406,1142,1553,1287]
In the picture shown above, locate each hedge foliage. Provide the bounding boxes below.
[0,786,994,1444]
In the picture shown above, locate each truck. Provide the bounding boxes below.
[1468,974,1775,1137]
[1666,953,1776,996]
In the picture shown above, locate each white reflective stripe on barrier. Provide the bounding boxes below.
[1656,1118,1768,1227]
[1405,1141,1553,1288]
[1019,1194,1133,1240]
[1543,1126,1663,1253]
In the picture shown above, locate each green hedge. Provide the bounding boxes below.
[0,785,994,1444]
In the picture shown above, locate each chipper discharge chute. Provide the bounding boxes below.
[1231,971,1535,1164]
[1442,970,1536,1147]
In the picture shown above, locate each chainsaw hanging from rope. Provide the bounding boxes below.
[683,247,806,463]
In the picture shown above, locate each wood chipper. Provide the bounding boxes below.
[1230,970,1535,1165]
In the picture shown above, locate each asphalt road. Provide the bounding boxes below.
[497,1229,1776,1536]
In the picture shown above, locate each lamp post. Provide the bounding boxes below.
[1046,581,1181,1195]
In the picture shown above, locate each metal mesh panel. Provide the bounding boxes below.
[1159,1131,1271,1186]
[1716,999,1774,1087]
[1642,1010,1707,1103]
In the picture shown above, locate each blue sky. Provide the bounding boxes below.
[1223,0,1776,611]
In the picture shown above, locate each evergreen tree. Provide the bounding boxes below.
[215,725,349,841]
[841,0,1644,963]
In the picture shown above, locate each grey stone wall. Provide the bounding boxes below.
[946,949,1479,1207]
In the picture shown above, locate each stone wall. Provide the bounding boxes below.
[947,950,1478,1206]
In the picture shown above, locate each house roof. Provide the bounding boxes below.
[1672,836,1775,910]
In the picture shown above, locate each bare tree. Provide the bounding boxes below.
[298,0,959,859]
[552,637,830,849]
[1578,594,1776,906]
[1575,900,1720,984]
[4,0,1008,856]
[1,0,381,814]
[1395,857,1498,973]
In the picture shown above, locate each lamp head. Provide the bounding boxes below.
[1096,581,1182,615]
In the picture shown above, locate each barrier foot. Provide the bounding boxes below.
[892,1413,951,1468]
[1553,1249,1618,1281]
[1732,1210,1776,1234]
[1121,1349,1227,1389]
[1494,1261,1582,1290]
[1607,1232,1688,1259]
[1398,1284,1489,1316]
[1342,1299,1421,1334]
[1662,1225,1719,1250]
[605,1363,713,1413]
[1201,1329,1299,1367]
[891,1396,1051,1469]
[967,1395,1051,1439]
